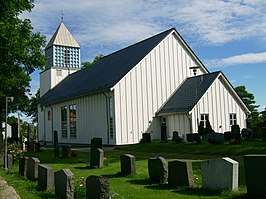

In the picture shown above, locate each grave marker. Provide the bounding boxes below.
[38,164,54,191]
[55,169,74,199]
[27,157,40,180]
[90,148,104,168]
[62,145,71,158]
[148,156,167,183]
[202,157,238,191]
[86,175,109,199]
[120,154,136,176]
[168,160,194,187]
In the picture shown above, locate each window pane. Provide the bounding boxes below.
[69,104,77,139]
[61,106,68,138]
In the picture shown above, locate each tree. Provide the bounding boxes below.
[81,54,104,69]
[25,89,40,123]
[0,1,46,129]
[235,86,260,130]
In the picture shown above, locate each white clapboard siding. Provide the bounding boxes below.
[113,32,206,145]
[41,92,112,145]
[190,75,247,133]
[166,114,191,139]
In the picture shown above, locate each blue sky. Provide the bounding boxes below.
[20,0,266,120]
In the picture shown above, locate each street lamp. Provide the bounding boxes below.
[189,66,200,133]
[4,96,14,171]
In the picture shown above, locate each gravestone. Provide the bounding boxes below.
[0,133,3,151]
[91,138,102,150]
[90,148,104,168]
[27,124,34,151]
[207,133,224,144]
[186,133,201,144]
[38,164,54,191]
[54,130,59,157]
[55,169,74,199]
[141,133,151,143]
[23,157,29,177]
[230,124,241,144]
[172,131,182,143]
[202,157,238,191]
[62,145,71,158]
[86,175,109,199]
[168,160,194,187]
[120,154,136,176]
[148,156,167,183]
[27,157,40,181]
[19,157,28,176]
[224,131,231,141]
[244,155,266,198]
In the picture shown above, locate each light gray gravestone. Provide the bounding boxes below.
[244,154,266,198]
[54,169,74,199]
[27,157,40,180]
[38,164,54,191]
[3,154,13,171]
[120,154,136,176]
[148,156,167,183]
[90,148,104,168]
[168,160,194,187]
[202,157,238,191]
[86,175,109,199]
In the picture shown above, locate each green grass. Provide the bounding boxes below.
[1,140,266,198]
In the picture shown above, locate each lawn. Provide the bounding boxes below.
[1,140,266,198]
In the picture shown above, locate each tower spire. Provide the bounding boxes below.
[61,10,64,22]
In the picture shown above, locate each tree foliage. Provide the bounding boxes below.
[81,54,104,69]
[0,0,46,125]
[235,85,260,130]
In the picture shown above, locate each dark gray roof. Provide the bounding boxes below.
[40,28,176,106]
[158,72,221,115]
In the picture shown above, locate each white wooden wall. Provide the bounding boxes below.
[39,92,112,145]
[190,75,247,133]
[113,32,206,145]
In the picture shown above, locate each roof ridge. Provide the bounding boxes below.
[99,27,175,60]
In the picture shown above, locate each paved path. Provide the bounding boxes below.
[0,177,20,199]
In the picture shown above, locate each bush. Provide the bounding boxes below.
[8,143,24,163]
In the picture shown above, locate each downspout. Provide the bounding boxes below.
[43,108,46,142]
[102,92,110,146]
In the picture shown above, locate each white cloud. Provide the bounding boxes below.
[205,52,266,68]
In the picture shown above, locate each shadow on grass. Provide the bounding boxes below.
[101,172,123,179]
[173,187,222,196]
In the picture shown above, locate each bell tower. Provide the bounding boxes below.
[40,22,81,96]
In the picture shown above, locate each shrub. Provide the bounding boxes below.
[8,143,24,163]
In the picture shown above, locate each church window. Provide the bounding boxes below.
[109,97,114,139]
[200,114,209,128]
[69,104,77,139]
[230,113,237,126]
[61,106,68,138]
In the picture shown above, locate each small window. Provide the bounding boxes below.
[230,113,237,126]
[48,110,52,121]
[69,104,77,139]
[109,97,114,139]
[200,114,209,128]
[61,106,68,138]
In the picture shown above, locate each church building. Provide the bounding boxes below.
[38,22,249,145]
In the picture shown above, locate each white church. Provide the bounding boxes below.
[38,22,249,145]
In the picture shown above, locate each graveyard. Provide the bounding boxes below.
[1,140,266,198]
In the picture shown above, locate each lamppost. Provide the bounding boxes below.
[189,66,200,132]
[4,96,14,171]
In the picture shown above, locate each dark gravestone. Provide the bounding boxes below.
[86,175,109,199]
[54,130,59,157]
[230,124,241,144]
[241,128,252,140]
[224,131,231,141]
[27,157,40,180]
[148,156,167,183]
[244,155,266,198]
[186,133,201,144]
[23,157,29,177]
[207,133,224,144]
[55,169,74,199]
[62,145,71,158]
[141,133,151,143]
[38,164,54,191]
[172,131,182,143]
[90,148,104,168]
[120,154,136,176]
[91,138,102,150]
[168,160,194,187]
[27,124,34,151]
[19,157,27,176]
[161,120,167,142]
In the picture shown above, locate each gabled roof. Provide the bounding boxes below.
[158,72,221,115]
[40,28,175,106]
[46,22,80,49]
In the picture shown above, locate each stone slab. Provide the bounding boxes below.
[148,156,167,183]
[120,154,136,176]
[55,169,74,199]
[86,175,109,199]
[38,164,54,191]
